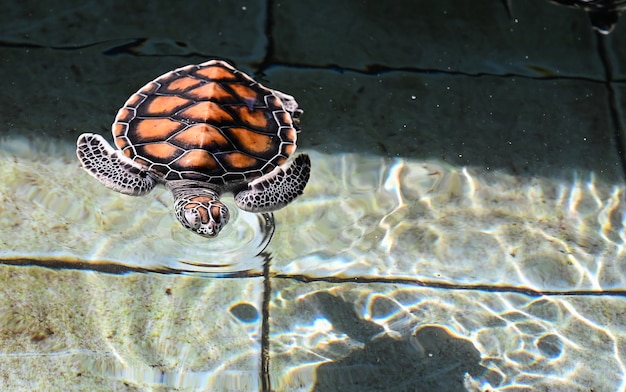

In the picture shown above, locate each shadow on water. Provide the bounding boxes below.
[308,292,499,392]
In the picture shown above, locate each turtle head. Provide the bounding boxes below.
[172,187,230,238]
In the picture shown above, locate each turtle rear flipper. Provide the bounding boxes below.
[76,133,157,196]
[235,154,311,213]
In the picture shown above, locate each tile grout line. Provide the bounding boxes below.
[260,2,275,390]
[596,33,626,180]
[257,0,276,75]
[245,59,621,84]
[260,253,272,392]
[271,273,626,297]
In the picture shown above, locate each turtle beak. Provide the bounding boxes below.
[180,201,229,238]
[202,203,230,237]
[172,188,230,238]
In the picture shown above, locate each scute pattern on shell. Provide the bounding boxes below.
[112,60,298,185]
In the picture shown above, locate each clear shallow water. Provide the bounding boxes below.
[7,135,625,290]
[1,134,626,391]
[0,136,275,275]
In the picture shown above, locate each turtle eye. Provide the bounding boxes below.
[183,209,201,231]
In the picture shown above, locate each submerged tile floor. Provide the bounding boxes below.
[2,0,626,391]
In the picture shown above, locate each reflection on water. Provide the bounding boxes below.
[4,135,625,290]
[2,135,626,390]
[271,151,626,292]
[0,135,274,275]
[269,281,626,391]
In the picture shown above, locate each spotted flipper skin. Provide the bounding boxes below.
[235,154,311,213]
[76,133,157,196]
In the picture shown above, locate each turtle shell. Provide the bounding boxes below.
[112,60,298,186]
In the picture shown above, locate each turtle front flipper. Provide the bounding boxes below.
[76,133,157,196]
[235,154,311,213]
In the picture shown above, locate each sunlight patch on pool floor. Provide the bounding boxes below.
[0,265,264,391]
[271,151,626,292]
[1,135,626,390]
[0,136,272,275]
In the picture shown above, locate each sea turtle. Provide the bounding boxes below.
[76,60,310,238]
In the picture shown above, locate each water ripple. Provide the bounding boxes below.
[0,136,273,275]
